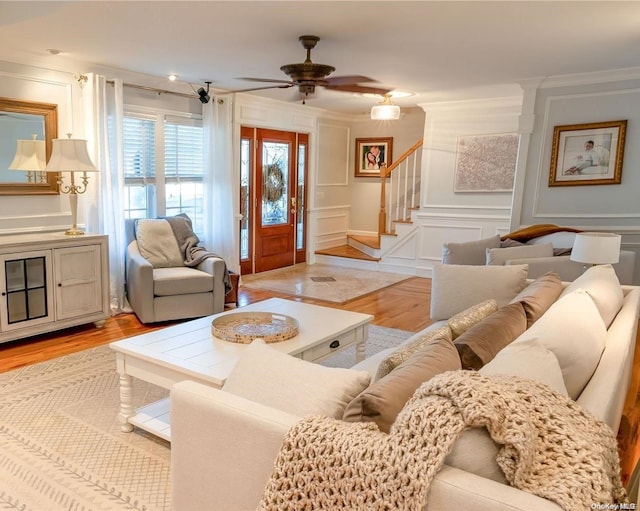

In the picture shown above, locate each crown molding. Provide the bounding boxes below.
[538,66,640,89]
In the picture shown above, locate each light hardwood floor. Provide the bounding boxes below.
[0,275,637,484]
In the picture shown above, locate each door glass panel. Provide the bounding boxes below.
[26,257,45,288]
[7,292,27,323]
[296,143,306,251]
[261,141,289,226]
[240,138,250,260]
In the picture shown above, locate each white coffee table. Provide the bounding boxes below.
[110,298,373,440]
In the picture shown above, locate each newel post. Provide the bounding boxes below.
[378,162,388,239]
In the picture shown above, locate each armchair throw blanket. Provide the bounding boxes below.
[259,371,626,511]
[501,223,582,243]
[164,214,232,294]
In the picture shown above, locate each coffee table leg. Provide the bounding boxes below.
[118,373,134,433]
[356,341,366,363]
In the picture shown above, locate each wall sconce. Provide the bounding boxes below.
[371,94,400,120]
[570,232,621,270]
[8,134,47,183]
[43,134,98,236]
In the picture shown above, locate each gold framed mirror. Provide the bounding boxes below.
[0,97,59,195]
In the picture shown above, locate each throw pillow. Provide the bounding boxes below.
[509,289,607,399]
[447,299,498,339]
[134,218,184,268]
[479,337,568,396]
[500,238,525,248]
[509,272,563,328]
[374,325,452,380]
[441,235,501,265]
[222,340,370,419]
[342,335,461,433]
[454,302,527,370]
[559,264,623,328]
[429,263,529,321]
[485,242,554,266]
[525,231,578,249]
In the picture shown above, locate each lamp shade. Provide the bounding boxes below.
[8,137,46,171]
[44,137,98,173]
[570,232,621,265]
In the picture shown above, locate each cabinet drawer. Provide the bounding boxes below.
[303,328,361,362]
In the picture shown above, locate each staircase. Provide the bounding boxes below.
[315,140,423,266]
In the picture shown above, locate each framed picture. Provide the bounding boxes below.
[453,133,519,192]
[354,137,393,177]
[549,120,627,187]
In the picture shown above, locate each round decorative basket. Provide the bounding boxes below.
[211,312,299,344]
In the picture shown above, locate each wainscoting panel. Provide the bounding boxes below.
[312,207,350,250]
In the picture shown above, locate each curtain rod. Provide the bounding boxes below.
[106,79,198,100]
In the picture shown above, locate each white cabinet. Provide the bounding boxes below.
[0,233,109,344]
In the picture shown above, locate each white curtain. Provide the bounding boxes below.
[83,74,129,314]
[203,96,240,274]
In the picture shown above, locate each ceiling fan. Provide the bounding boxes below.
[235,35,393,103]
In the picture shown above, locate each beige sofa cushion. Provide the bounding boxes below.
[223,340,370,419]
[486,242,553,266]
[343,335,461,433]
[454,302,528,370]
[510,289,606,399]
[559,264,623,328]
[374,325,452,380]
[135,218,183,268]
[430,263,529,320]
[441,235,501,265]
[447,299,498,339]
[509,272,563,328]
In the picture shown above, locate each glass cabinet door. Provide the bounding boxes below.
[1,251,53,330]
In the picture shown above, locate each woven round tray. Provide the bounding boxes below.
[211,312,299,344]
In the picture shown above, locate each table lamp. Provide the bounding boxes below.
[43,134,98,236]
[570,232,621,271]
[8,134,47,183]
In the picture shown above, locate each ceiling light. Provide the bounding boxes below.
[371,94,400,120]
[168,74,178,81]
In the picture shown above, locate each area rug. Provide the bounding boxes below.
[0,325,412,511]
[241,264,411,304]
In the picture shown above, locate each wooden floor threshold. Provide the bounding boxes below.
[315,244,380,261]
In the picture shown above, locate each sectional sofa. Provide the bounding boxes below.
[170,264,640,510]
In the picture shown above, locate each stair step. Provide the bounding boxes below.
[348,234,380,250]
[315,245,380,261]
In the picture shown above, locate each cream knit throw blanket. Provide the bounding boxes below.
[258,371,626,511]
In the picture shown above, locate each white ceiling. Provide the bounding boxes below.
[1,1,640,114]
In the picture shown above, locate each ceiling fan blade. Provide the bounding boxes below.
[230,84,295,93]
[325,84,393,95]
[325,75,378,86]
[237,77,294,85]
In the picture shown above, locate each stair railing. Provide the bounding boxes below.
[378,139,423,237]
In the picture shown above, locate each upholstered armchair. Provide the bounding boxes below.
[124,218,226,324]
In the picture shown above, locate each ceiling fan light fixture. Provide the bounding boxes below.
[371,95,400,120]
